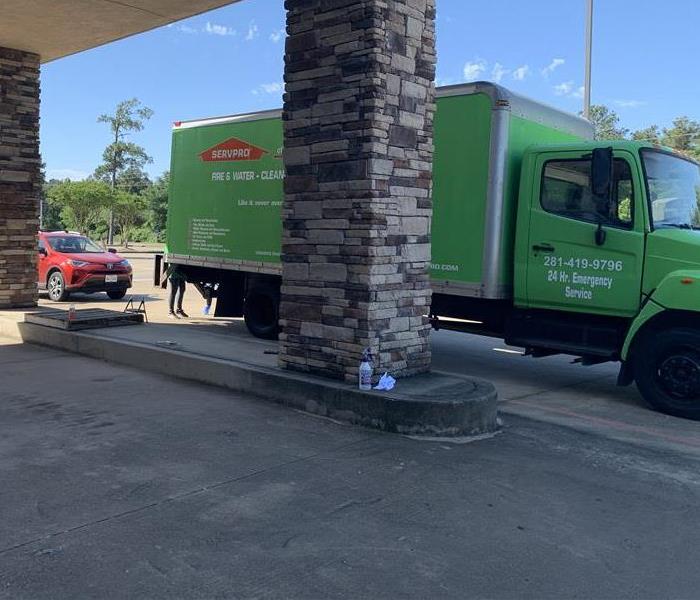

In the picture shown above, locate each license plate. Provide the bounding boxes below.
[105,275,118,283]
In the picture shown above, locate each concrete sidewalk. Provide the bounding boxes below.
[2,339,700,599]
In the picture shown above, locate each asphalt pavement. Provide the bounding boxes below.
[6,249,700,597]
[2,338,700,599]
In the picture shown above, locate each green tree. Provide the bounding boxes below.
[661,116,700,160]
[631,125,661,144]
[47,180,112,235]
[116,166,152,195]
[94,98,154,243]
[41,178,66,231]
[113,191,146,248]
[585,105,629,140]
[143,171,169,241]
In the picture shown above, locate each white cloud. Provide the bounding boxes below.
[169,21,237,36]
[614,99,647,108]
[554,81,575,96]
[204,22,236,36]
[463,59,487,81]
[554,81,585,99]
[542,58,565,77]
[269,29,285,43]
[176,24,198,35]
[46,168,89,181]
[491,63,508,83]
[512,65,530,81]
[246,21,259,41]
[252,82,284,95]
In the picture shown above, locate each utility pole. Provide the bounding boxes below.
[583,0,593,119]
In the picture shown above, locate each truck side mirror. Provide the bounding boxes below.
[591,147,614,200]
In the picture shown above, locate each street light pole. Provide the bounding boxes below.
[583,0,593,119]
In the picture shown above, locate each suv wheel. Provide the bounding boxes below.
[107,289,127,300]
[47,271,69,302]
[634,327,700,420]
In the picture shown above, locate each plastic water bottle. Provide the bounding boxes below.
[359,348,374,391]
[68,304,76,322]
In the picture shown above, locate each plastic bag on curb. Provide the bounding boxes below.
[373,373,396,391]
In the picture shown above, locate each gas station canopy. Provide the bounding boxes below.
[1,0,239,62]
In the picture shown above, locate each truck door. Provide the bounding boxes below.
[522,150,645,317]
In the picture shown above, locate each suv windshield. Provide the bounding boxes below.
[642,149,700,229]
[47,235,105,254]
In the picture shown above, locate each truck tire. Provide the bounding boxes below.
[47,271,69,302]
[244,284,279,340]
[634,327,700,420]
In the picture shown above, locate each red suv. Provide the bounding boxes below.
[38,231,133,302]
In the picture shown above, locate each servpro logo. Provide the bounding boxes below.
[199,137,269,162]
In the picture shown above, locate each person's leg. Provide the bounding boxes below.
[202,284,212,315]
[168,279,178,316]
[176,280,188,317]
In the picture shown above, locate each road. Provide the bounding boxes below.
[2,338,700,599]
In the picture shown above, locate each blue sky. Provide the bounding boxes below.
[41,0,700,181]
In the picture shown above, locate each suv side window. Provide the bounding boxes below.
[541,158,634,229]
[38,239,46,253]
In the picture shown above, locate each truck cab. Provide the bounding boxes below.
[509,141,700,418]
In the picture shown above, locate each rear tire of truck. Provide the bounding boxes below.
[244,285,279,340]
[634,328,700,420]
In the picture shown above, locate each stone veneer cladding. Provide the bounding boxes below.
[0,46,40,308]
[280,0,436,380]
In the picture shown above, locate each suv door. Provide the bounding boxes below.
[522,150,646,317]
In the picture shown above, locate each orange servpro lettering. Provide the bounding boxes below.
[200,138,269,162]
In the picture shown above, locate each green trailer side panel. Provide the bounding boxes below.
[167,118,284,264]
[500,115,586,287]
[430,93,492,285]
[166,83,592,294]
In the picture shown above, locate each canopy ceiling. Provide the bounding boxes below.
[1,0,240,62]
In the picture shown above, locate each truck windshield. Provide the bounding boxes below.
[642,149,700,229]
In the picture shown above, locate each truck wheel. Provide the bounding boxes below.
[47,271,69,302]
[634,328,700,420]
[244,285,279,340]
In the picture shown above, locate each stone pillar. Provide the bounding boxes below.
[0,47,41,309]
[280,0,436,381]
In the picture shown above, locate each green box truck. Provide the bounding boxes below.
[163,82,700,419]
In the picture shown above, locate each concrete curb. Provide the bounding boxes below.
[0,318,498,437]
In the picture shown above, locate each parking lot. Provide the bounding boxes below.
[4,336,700,599]
[1,247,699,598]
[32,247,700,459]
